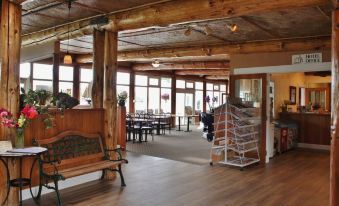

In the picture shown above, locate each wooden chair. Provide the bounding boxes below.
[34,131,128,206]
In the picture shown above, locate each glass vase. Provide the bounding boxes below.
[16,128,25,148]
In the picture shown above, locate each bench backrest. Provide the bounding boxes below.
[36,131,105,171]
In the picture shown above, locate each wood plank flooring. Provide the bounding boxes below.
[24,149,330,206]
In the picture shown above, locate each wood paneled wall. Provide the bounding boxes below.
[23,109,104,186]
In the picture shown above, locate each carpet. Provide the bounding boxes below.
[126,127,211,165]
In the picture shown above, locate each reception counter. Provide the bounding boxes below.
[279,112,331,145]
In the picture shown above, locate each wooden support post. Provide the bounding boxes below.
[91,29,105,108]
[0,0,21,205]
[29,62,33,90]
[73,64,80,99]
[117,106,126,151]
[171,76,176,127]
[203,81,206,113]
[53,41,60,96]
[330,7,339,206]
[129,71,135,113]
[103,30,118,180]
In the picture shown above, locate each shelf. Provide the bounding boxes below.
[218,156,260,167]
[229,130,258,138]
[227,144,258,154]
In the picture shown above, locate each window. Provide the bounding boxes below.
[195,82,203,112]
[135,86,148,112]
[134,75,172,114]
[20,63,31,92]
[117,72,130,85]
[117,72,130,112]
[135,75,148,86]
[80,68,93,105]
[186,82,194,88]
[33,63,53,92]
[206,83,227,111]
[149,78,159,86]
[176,80,185,88]
[161,78,171,88]
[59,66,73,96]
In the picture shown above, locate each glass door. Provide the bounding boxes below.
[176,92,194,125]
[230,74,267,164]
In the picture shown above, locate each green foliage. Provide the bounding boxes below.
[21,89,54,129]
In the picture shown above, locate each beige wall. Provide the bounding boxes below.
[231,50,331,69]
[271,73,331,119]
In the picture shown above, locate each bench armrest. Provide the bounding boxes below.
[104,147,128,163]
[39,159,62,178]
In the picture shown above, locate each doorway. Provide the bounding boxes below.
[176,92,194,124]
[230,74,268,164]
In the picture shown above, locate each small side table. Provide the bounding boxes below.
[0,147,47,206]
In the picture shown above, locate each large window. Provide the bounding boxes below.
[80,68,92,105]
[33,63,53,92]
[206,83,227,111]
[117,72,130,112]
[195,82,203,112]
[135,75,172,114]
[59,66,73,96]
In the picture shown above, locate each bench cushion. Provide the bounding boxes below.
[48,160,126,179]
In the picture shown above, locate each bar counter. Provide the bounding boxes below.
[279,112,331,145]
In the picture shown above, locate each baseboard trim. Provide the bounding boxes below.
[297,143,330,151]
[22,171,102,200]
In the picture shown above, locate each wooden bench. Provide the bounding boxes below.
[33,131,128,206]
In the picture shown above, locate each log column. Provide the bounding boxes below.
[52,41,60,96]
[330,6,339,206]
[203,81,206,113]
[103,30,118,180]
[129,70,135,113]
[73,64,80,99]
[91,29,105,108]
[0,0,21,205]
[171,75,176,127]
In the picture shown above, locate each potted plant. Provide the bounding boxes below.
[117,91,128,107]
[36,89,52,105]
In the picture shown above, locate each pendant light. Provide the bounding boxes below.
[64,1,72,64]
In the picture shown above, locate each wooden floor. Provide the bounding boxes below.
[24,149,330,206]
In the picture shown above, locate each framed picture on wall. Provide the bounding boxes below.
[289,86,296,105]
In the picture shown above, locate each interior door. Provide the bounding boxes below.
[176,92,194,125]
[230,74,267,164]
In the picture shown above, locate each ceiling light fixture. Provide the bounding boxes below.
[152,60,160,68]
[204,25,213,36]
[227,24,238,32]
[64,0,73,65]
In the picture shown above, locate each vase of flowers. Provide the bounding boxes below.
[0,105,38,148]
[117,91,128,107]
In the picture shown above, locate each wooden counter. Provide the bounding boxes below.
[279,112,331,145]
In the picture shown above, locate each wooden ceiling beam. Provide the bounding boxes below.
[240,16,280,38]
[175,69,229,76]
[205,75,229,80]
[133,61,229,71]
[75,36,330,63]
[73,2,108,14]
[22,0,329,46]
